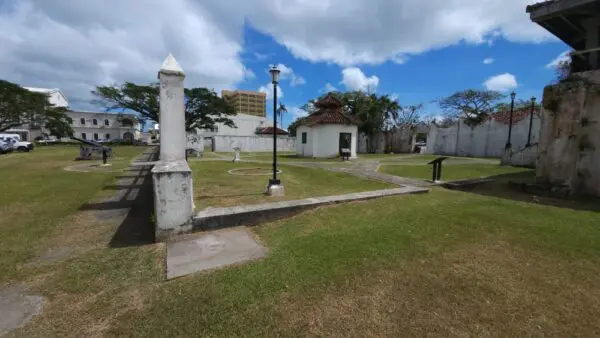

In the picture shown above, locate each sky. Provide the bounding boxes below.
[0,0,569,128]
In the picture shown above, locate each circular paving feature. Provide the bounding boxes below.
[63,162,118,173]
[227,167,283,176]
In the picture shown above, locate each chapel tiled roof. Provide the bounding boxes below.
[256,126,288,135]
[296,93,361,126]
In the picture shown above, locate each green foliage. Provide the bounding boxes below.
[437,89,504,127]
[0,79,73,136]
[294,91,403,153]
[44,107,74,138]
[92,82,236,131]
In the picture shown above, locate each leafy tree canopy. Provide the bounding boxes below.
[437,89,504,126]
[0,79,73,137]
[92,82,236,131]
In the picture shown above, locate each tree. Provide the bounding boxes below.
[397,104,423,128]
[494,98,541,113]
[301,91,400,153]
[437,89,504,126]
[44,107,73,138]
[0,79,73,137]
[92,82,236,131]
[287,119,300,137]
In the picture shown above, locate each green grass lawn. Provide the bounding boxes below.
[0,145,146,283]
[3,147,600,337]
[379,163,533,181]
[191,161,393,208]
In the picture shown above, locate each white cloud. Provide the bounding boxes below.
[483,58,495,64]
[290,106,308,119]
[341,67,379,92]
[546,50,571,69]
[390,93,399,101]
[258,83,283,100]
[241,0,552,66]
[0,0,552,111]
[0,0,247,110]
[324,82,338,92]
[483,73,518,92]
[273,63,305,86]
[244,67,256,80]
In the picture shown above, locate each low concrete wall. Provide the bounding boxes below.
[152,160,194,240]
[212,135,296,152]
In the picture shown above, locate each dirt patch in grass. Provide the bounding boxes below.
[276,240,600,337]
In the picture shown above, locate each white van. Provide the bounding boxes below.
[0,134,33,152]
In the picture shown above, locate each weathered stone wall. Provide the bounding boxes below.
[357,128,415,153]
[537,74,600,197]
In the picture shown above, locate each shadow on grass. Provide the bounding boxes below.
[446,171,600,213]
[79,149,157,247]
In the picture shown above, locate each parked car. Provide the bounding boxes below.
[0,140,13,154]
[0,136,34,152]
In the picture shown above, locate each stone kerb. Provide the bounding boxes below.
[152,54,195,241]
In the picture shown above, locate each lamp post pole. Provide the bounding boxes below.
[505,91,516,149]
[268,65,281,189]
[526,97,536,147]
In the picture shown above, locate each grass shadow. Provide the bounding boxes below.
[78,149,157,247]
[446,171,600,213]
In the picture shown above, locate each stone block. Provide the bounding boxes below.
[152,160,193,241]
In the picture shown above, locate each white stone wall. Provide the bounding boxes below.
[199,114,269,137]
[296,124,357,158]
[426,115,541,158]
[296,125,313,157]
[213,135,296,152]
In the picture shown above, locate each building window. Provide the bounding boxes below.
[211,126,219,133]
[93,118,98,125]
[105,134,110,140]
[302,132,307,144]
[93,133,99,140]
[104,119,109,126]
[81,133,87,140]
[80,118,85,126]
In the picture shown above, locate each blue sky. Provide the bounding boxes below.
[239,25,566,128]
[0,0,569,129]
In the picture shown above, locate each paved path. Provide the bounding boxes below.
[192,153,498,188]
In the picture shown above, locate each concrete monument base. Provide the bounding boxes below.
[266,184,285,196]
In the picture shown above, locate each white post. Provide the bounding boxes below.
[152,54,194,241]
[159,54,186,161]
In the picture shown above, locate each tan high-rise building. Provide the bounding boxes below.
[221,90,267,117]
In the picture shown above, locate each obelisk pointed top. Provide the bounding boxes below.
[159,53,185,77]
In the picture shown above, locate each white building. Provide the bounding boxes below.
[67,111,141,141]
[295,94,359,158]
[198,113,270,137]
[6,87,70,141]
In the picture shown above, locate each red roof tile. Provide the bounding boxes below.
[485,108,540,125]
[296,93,360,126]
[256,126,288,135]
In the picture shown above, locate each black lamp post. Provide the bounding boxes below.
[268,65,281,188]
[526,96,536,147]
[505,91,516,149]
